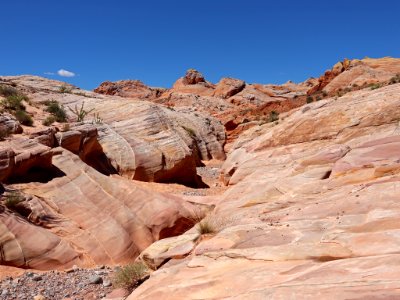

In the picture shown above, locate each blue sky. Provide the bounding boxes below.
[1,0,399,90]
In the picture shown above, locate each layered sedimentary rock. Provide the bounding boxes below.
[94,59,400,149]
[129,83,400,299]
[0,145,205,270]
[1,75,226,186]
[308,57,400,94]
[93,80,165,100]
[0,113,23,135]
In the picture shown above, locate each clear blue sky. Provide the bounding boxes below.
[1,0,399,90]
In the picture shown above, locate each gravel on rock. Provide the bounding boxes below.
[0,266,115,300]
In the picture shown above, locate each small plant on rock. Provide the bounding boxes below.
[197,218,216,234]
[68,102,94,122]
[2,95,26,111]
[389,74,400,84]
[3,191,25,209]
[370,83,382,90]
[113,262,149,291]
[306,96,313,103]
[0,84,18,97]
[268,110,279,122]
[59,84,72,94]
[42,116,56,126]
[92,112,103,124]
[14,110,33,126]
[190,209,230,236]
[45,100,67,122]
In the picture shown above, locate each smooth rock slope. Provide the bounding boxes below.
[128,83,400,299]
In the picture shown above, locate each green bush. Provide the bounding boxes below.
[0,84,19,97]
[3,191,24,209]
[42,116,56,126]
[269,111,279,122]
[68,102,94,122]
[370,83,381,90]
[389,74,400,84]
[2,95,26,111]
[59,84,72,93]
[45,100,67,122]
[113,262,149,291]
[15,110,33,126]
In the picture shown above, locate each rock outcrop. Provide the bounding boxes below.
[1,75,226,187]
[93,80,165,100]
[308,57,400,95]
[0,113,23,136]
[0,146,205,270]
[128,83,400,299]
[0,138,54,183]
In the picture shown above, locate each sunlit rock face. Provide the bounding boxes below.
[129,83,400,299]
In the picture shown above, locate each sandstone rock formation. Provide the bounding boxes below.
[1,75,226,187]
[0,144,206,270]
[93,80,165,100]
[0,113,23,136]
[308,57,400,95]
[92,68,311,150]
[128,82,400,299]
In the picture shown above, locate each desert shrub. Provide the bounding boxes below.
[269,111,279,122]
[0,84,19,97]
[352,83,359,88]
[68,102,94,122]
[74,91,86,96]
[2,95,26,111]
[113,262,148,291]
[322,91,328,97]
[316,96,322,101]
[42,116,56,126]
[389,74,400,84]
[15,110,33,126]
[189,209,230,235]
[45,100,67,122]
[59,84,72,93]
[197,218,216,234]
[370,83,381,90]
[306,96,313,103]
[3,191,24,209]
[92,112,103,124]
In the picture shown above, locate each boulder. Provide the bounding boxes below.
[0,113,23,135]
[213,78,245,99]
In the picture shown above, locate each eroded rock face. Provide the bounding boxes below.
[308,57,400,94]
[1,75,226,187]
[93,80,165,100]
[182,69,206,85]
[0,113,23,135]
[0,138,53,183]
[128,83,400,299]
[213,78,246,99]
[0,148,203,270]
[94,69,312,150]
